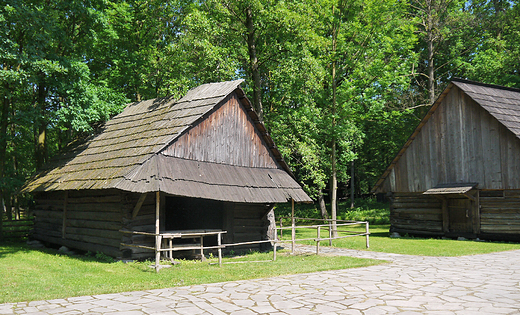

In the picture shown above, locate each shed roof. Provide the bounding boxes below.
[423,183,478,195]
[22,80,311,203]
[372,78,520,193]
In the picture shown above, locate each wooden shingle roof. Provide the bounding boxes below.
[371,78,520,193]
[22,80,311,203]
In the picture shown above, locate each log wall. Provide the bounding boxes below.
[230,203,272,249]
[389,192,443,236]
[33,189,124,258]
[120,192,157,259]
[480,190,520,235]
[34,190,275,259]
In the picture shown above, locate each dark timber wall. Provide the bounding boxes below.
[390,193,443,236]
[390,190,520,240]
[33,189,274,259]
[33,189,124,258]
[480,190,520,239]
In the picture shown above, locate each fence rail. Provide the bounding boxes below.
[120,216,370,271]
[277,216,370,254]
[2,218,34,240]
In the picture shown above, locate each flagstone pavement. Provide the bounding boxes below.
[2,244,520,314]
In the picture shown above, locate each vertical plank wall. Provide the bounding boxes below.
[388,86,520,192]
[163,92,280,169]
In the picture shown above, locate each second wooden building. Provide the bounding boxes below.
[373,78,520,241]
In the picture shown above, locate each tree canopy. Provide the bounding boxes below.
[1,0,519,221]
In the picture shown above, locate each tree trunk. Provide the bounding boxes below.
[245,6,263,121]
[330,143,338,237]
[330,5,339,237]
[35,82,47,169]
[426,1,435,104]
[350,160,355,209]
[5,195,11,221]
[318,190,328,220]
[0,83,10,239]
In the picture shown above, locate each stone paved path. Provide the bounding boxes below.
[2,245,520,314]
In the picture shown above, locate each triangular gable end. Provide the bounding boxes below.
[372,79,520,193]
[162,91,282,170]
[371,83,455,193]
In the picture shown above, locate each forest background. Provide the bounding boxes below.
[1,0,519,221]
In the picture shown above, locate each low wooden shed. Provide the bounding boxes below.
[372,78,520,241]
[22,80,311,259]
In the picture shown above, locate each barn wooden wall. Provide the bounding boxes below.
[33,190,274,259]
[480,190,520,235]
[120,192,157,259]
[33,189,124,258]
[383,86,520,192]
[389,193,443,235]
[163,92,280,169]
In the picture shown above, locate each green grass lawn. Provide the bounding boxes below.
[282,224,520,256]
[3,199,520,303]
[0,242,381,303]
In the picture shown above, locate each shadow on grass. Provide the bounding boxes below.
[0,240,33,258]
[0,240,118,264]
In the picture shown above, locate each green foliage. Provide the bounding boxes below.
[2,0,520,210]
[275,198,389,225]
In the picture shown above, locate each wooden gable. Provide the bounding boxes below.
[377,84,520,193]
[162,92,280,169]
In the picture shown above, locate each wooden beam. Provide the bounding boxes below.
[155,191,160,272]
[463,192,477,202]
[132,193,147,219]
[62,191,68,239]
[441,196,449,233]
[291,198,295,254]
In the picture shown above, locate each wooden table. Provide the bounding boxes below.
[159,229,227,264]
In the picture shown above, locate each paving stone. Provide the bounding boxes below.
[3,246,520,314]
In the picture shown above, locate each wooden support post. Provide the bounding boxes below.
[155,191,160,272]
[441,197,449,233]
[169,238,173,261]
[273,225,277,261]
[474,190,480,234]
[62,191,68,239]
[316,225,321,255]
[291,199,295,254]
[200,235,204,261]
[218,232,222,267]
[366,222,370,249]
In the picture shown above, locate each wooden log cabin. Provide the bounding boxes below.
[21,80,311,259]
[372,78,520,241]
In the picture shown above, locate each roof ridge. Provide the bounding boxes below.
[452,77,520,93]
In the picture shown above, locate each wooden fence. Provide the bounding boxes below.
[120,216,370,272]
[277,216,370,255]
[2,218,34,240]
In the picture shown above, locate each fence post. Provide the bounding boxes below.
[316,225,321,255]
[366,222,370,249]
[291,199,295,254]
[279,218,283,239]
[218,232,222,267]
[273,225,277,261]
